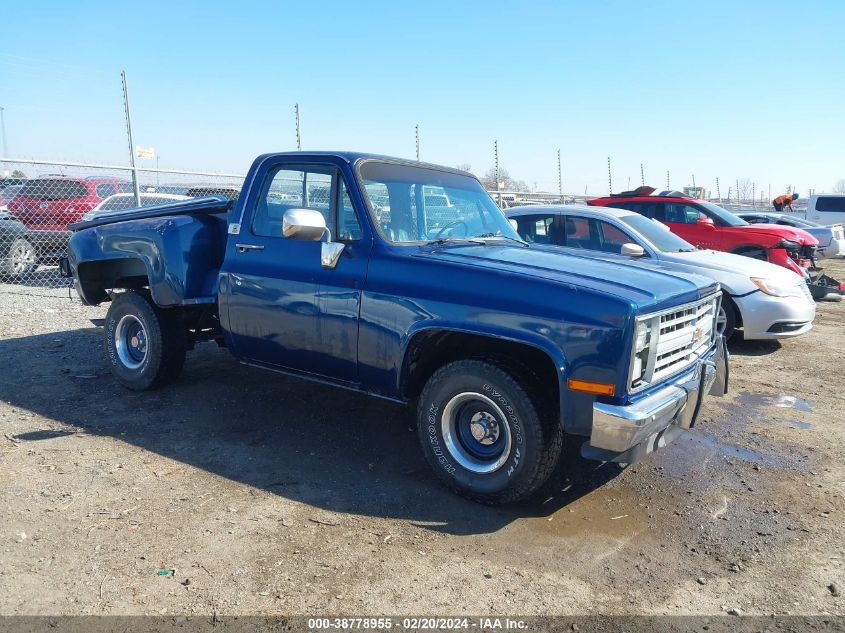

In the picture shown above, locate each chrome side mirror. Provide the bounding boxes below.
[282,208,328,241]
[280,208,345,268]
[620,243,646,257]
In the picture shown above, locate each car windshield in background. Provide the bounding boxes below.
[19,179,88,200]
[619,213,697,253]
[697,201,748,227]
[357,161,520,244]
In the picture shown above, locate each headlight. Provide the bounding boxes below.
[775,238,801,251]
[631,318,653,384]
[751,277,799,297]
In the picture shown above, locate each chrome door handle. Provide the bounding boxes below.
[235,243,264,252]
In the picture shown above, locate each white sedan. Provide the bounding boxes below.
[507,205,816,340]
[82,192,190,222]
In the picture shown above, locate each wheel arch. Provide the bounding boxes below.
[399,326,565,425]
[76,257,152,305]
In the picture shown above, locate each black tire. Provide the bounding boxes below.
[717,292,737,341]
[416,359,563,504]
[104,291,186,391]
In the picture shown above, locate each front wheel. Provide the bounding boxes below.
[416,359,562,504]
[104,291,186,391]
[3,238,38,280]
[716,293,737,341]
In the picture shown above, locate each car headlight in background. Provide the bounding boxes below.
[775,238,801,251]
[751,277,802,298]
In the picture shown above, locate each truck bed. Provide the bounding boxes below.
[67,196,232,307]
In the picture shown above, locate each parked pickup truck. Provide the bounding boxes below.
[64,152,728,503]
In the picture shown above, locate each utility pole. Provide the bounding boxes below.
[691,174,696,194]
[666,170,670,190]
[494,140,501,207]
[736,179,740,205]
[120,71,141,207]
[557,149,562,200]
[640,163,645,186]
[156,155,160,187]
[752,182,756,209]
[607,156,612,194]
[716,177,721,204]
[415,124,419,161]
[0,106,7,157]
[294,103,301,151]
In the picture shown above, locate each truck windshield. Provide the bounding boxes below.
[357,161,521,244]
[618,214,697,253]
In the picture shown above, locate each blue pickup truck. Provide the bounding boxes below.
[65,152,728,503]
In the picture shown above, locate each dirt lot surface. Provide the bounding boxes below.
[1,261,843,617]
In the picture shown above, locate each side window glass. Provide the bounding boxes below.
[650,203,667,222]
[337,182,362,241]
[664,203,704,224]
[563,216,593,249]
[596,220,632,254]
[513,215,556,244]
[816,197,845,212]
[252,167,333,238]
[96,183,116,198]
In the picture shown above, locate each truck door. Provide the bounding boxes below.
[221,161,370,384]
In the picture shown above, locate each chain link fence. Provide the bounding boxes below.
[0,159,244,291]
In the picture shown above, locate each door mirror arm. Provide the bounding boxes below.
[281,207,346,268]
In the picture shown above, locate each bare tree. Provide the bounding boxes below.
[454,163,473,174]
[480,167,529,192]
[833,179,845,194]
[736,178,754,202]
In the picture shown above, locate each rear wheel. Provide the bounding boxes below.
[416,359,562,504]
[104,291,186,391]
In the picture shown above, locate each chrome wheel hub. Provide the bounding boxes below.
[441,392,512,474]
[469,411,500,445]
[114,314,148,370]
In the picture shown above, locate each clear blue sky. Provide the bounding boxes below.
[1,0,843,195]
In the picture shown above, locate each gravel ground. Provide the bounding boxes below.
[0,261,843,617]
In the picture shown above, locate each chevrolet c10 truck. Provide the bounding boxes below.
[64,152,728,503]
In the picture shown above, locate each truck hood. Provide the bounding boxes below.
[415,243,718,312]
[730,224,819,246]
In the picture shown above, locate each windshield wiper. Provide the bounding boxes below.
[426,237,487,246]
[475,232,529,246]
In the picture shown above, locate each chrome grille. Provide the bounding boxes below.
[630,294,719,392]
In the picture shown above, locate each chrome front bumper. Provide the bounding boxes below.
[582,336,729,463]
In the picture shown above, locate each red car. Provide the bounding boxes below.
[7,176,131,267]
[587,187,818,276]
[9,176,130,232]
